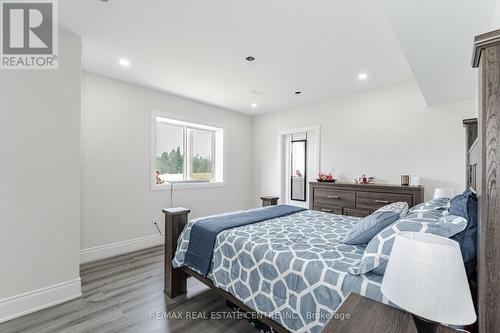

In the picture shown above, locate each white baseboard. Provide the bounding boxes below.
[0,278,82,324]
[0,235,163,323]
[80,234,164,264]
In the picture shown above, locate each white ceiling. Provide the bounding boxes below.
[60,0,495,115]
[380,0,495,106]
[60,0,413,115]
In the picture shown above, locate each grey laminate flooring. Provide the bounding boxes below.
[0,246,256,333]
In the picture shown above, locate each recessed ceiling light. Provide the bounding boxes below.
[358,72,368,80]
[246,56,255,62]
[294,91,302,95]
[119,58,130,67]
[251,103,258,108]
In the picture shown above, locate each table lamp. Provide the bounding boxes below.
[433,188,454,199]
[381,232,476,332]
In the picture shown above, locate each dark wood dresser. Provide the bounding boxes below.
[309,182,424,217]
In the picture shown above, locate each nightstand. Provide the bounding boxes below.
[261,196,279,207]
[322,293,459,333]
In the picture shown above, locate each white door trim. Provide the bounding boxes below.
[277,126,321,206]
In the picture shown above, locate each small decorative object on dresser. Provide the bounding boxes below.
[381,232,476,332]
[317,172,336,182]
[357,174,368,184]
[309,182,424,217]
[410,176,422,187]
[401,175,410,186]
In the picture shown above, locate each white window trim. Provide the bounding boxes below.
[150,110,227,190]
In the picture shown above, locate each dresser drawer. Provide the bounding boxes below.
[344,208,371,218]
[314,205,343,215]
[314,189,356,208]
[356,192,413,211]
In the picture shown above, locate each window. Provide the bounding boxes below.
[152,113,224,189]
[189,129,214,181]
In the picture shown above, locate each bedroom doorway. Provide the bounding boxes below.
[279,126,320,208]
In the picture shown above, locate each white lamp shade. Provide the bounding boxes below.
[381,232,476,326]
[433,188,455,199]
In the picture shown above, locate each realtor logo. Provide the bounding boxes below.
[1,0,58,69]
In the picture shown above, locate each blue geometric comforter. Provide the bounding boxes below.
[173,208,387,333]
[184,205,305,277]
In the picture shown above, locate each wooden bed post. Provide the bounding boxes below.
[472,29,500,333]
[162,207,190,298]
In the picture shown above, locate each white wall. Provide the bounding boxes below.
[253,81,476,205]
[491,0,500,29]
[81,73,254,257]
[0,30,82,321]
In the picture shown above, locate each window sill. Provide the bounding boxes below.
[151,181,226,191]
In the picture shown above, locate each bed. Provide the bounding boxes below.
[164,194,481,332]
[172,208,385,333]
[163,205,389,333]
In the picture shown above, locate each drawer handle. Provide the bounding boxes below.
[321,209,333,213]
[374,199,390,204]
[327,195,340,199]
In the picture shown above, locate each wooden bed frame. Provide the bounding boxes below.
[472,29,500,333]
[162,30,500,333]
[162,201,289,333]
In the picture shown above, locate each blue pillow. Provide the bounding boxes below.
[349,214,468,276]
[405,209,446,220]
[407,197,450,214]
[343,202,408,245]
[449,189,478,275]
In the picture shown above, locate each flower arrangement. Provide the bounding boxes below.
[155,170,165,185]
[317,172,336,182]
